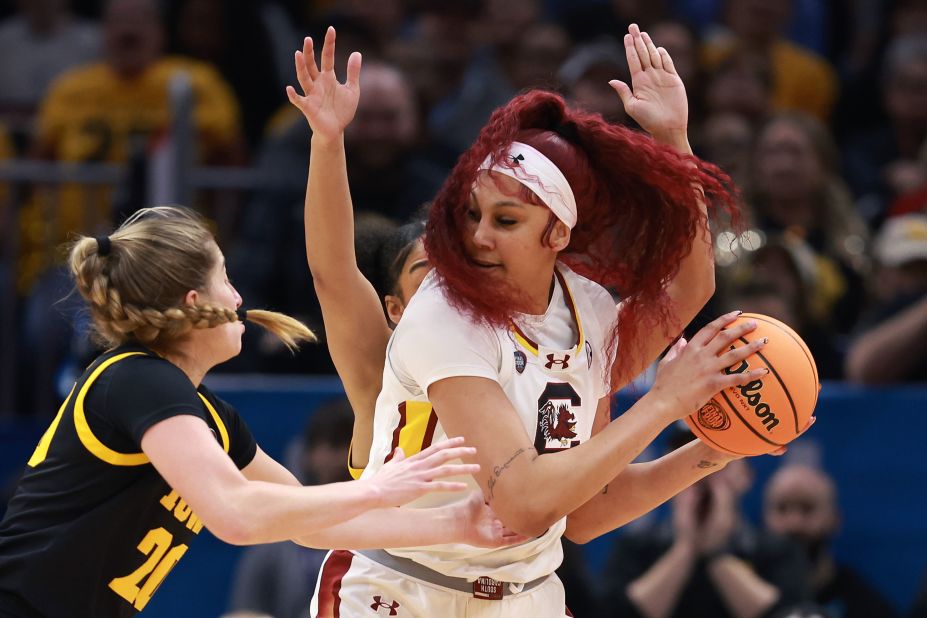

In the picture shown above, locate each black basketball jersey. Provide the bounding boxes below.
[0,345,257,617]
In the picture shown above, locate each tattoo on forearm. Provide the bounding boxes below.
[696,460,719,469]
[487,448,527,500]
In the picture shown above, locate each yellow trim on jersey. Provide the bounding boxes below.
[73,352,151,466]
[397,401,437,457]
[512,329,540,357]
[559,268,586,355]
[347,442,364,480]
[27,384,77,467]
[199,393,230,454]
[511,268,585,358]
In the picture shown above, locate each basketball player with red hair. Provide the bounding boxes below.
[291,25,780,618]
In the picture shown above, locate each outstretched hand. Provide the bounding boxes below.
[286,26,361,143]
[365,437,479,508]
[609,23,688,141]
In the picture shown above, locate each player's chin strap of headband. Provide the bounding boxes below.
[477,141,577,229]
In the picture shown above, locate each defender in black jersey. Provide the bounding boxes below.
[0,346,257,616]
[0,206,516,617]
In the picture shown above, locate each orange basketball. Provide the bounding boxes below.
[684,313,820,456]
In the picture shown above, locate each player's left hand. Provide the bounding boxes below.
[455,492,529,548]
[609,23,688,141]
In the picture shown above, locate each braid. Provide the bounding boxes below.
[68,206,316,352]
[99,300,239,346]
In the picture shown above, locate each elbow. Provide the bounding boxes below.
[497,502,560,539]
[200,504,263,546]
[205,512,261,546]
[564,525,595,545]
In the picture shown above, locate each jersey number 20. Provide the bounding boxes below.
[108,527,188,611]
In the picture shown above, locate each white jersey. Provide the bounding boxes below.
[362,263,618,583]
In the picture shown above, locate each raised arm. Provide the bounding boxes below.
[610,24,715,387]
[287,28,393,465]
[142,421,476,546]
[428,313,767,538]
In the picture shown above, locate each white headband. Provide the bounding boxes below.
[477,142,577,229]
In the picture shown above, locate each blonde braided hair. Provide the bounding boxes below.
[69,206,315,350]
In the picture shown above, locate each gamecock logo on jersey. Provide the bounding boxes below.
[534,382,581,453]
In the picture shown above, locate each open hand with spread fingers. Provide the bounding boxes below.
[286,26,361,144]
[364,437,480,508]
[649,311,771,419]
[609,23,688,141]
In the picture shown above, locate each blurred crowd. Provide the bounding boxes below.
[2,2,927,616]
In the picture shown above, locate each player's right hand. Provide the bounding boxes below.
[365,437,478,508]
[286,26,361,143]
[648,311,769,419]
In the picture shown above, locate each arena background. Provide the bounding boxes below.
[2,0,927,615]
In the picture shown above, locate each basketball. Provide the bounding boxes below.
[684,313,820,456]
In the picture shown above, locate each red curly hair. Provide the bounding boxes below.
[425,91,740,391]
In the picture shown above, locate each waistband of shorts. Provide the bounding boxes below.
[356,549,550,597]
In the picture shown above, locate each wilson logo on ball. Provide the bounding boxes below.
[724,357,780,432]
[697,399,730,431]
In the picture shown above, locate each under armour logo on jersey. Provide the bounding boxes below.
[510,153,525,164]
[545,353,570,369]
[371,596,400,615]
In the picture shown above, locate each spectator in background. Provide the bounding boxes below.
[15,0,245,417]
[720,235,845,379]
[342,61,449,221]
[249,60,447,224]
[506,21,572,93]
[20,0,245,295]
[748,112,870,335]
[317,0,404,54]
[224,399,354,618]
[560,0,668,42]
[764,464,898,618]
[0,0,100,130]
[701,0,839,122]
[843,36,927,225]
[888,138,927,218]
[426,0,542,153]
[559,38,631,125]
[696,111,755,188]
[387,1,480,156]
[599,427,810,618]
[845,214,927,384]
[702,51,773,129]
[168,0,283,150]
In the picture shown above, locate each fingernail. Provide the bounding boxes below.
[762,368,770,374]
